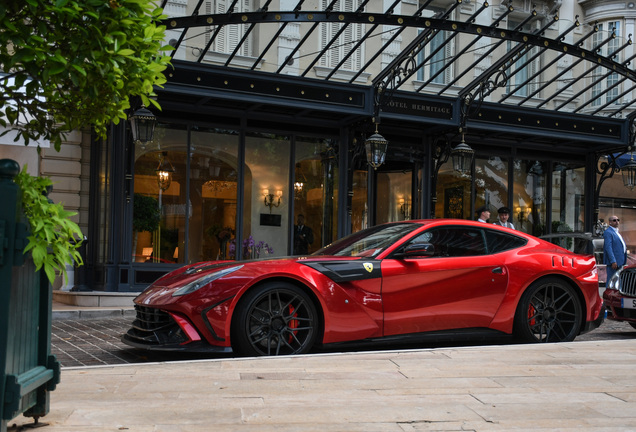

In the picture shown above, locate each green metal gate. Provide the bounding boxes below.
[0,159,60,431]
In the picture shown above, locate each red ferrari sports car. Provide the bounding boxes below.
[122,219,604,356]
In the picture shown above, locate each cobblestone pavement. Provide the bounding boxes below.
[50,315,636,368]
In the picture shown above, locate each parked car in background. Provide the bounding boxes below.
[123,220,604,357]
[603,265,636,330]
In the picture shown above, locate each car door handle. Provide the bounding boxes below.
[492,267,503,274]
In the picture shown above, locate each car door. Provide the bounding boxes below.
[381,226,509,336]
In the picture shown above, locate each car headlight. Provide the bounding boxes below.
[172,265,243,297]
[607,270,622,291]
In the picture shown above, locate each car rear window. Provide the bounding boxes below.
[484,229,527,254]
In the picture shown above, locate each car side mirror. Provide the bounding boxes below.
[398,242,435,258]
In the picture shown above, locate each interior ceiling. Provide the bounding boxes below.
[157,0,636,154]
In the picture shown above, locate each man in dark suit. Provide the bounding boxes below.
[604,215,627,282]
[294,214,314,255]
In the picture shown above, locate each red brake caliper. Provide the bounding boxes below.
[288,305,298,343]
[528,304,537,327]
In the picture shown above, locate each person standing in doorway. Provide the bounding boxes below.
[294,214,314,255]
[604,215,627,282]
[493,207,515,229]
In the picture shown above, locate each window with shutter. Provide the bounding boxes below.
[207,0,253,56]
[319,0,364,71]
[606,21,621,105]
[506,19,540,98]
[416,6,454,85]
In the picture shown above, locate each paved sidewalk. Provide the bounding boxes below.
[52,300,135,320]
[8,340,636,431]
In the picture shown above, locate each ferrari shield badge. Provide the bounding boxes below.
[363,262,374,273]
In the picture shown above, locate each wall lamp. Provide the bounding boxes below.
[263,188,282,213]
[515,206,531,224]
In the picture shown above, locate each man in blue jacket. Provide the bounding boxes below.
[603,215,627,282]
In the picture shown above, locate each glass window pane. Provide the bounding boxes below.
[294,138,337,254]
[435,160,471,219]
[513,160,547,235]
[551,164,585,233]
[475,156,509,221]
[242,133,290,259]
[132,125,187,264]
[377,171,412,224]
[352,169,368,232]
[189,128,239,263]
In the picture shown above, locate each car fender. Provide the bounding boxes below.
[488,268,599,334]
[221,268,383,346]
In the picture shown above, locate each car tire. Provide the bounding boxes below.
[629,322,636,331]
[513,277,583,343]
[231,282,319,356]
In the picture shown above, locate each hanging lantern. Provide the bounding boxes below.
[365,124,388,170]
[451,134,474,174]
[622,151,636,190]
[129,105,157,145]
[156,151,175,191]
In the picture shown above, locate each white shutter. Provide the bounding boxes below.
[216,0,227,53]
[444,34,454,84]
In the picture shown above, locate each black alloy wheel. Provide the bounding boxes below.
[514,277,583,343]
[232,282,319,356]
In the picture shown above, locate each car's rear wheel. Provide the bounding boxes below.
[514,277,582,343]
[232,282,319,356]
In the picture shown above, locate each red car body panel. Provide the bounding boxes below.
[125,220,603,353]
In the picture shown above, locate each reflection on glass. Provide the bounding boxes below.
[189,128,239,263]
[475,157,509,222]
[513,160,547,235]
[435,160,471,219]
[294,138,337,253]
[133,147,186,264]
[244,132,290,258]
[550,164,585,234]
[377,171,412,224]
[352,170,368,232]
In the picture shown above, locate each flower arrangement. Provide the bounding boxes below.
[229,235,273,259]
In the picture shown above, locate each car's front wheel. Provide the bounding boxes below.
[231,282,319,356]
[514,277,583,343]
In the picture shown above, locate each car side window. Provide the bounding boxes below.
[409,227,486,257]
[484,229,527,254]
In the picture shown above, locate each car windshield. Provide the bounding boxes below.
[313,223,421,257]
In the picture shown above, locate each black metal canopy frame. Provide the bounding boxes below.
[157,0,636,156]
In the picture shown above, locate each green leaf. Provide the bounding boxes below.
[14,168,85,284]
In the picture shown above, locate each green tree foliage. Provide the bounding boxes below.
[133,193,160,233]
[14,167,84,284]
[0,0,172,150]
